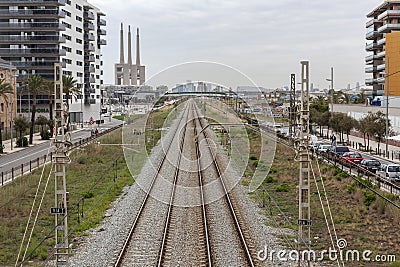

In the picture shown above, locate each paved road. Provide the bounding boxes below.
[0,120,123,175]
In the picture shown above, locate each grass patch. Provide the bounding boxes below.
[0,128,134,265]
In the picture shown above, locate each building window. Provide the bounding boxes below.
[77,61,83,66]
[76,4,82,10]
[76,50,82,55]
[62,21,71,29]
[62,34,71,41]
[63,70,72,76]
[96,55,100,59]
[76,16,82,22]
[96,75,99,79]
[66,0,71,5]
[76,38,82,44]
[77,72,83,77]
[62,58,72,64]
[96,65,99,69]
[0,103,3,113]
[76,27,82,33]
[62,9,71,17]
[62,46,72,53]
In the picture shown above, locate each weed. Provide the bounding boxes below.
[275,183,290,192]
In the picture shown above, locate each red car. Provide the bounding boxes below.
[340,152,364,166]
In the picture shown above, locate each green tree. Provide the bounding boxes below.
[14,115,29,140]
[368,111,390,153]
[43,80,54,121]
[0,78,12,153]
[310,101,329,137]
[62,76,81,129]
[35,115,48,133]
[342,114,357,143]
[23,74,44,144]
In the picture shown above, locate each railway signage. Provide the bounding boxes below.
[89,117,94,125]
[298,219,312,226]
[50,207,66,214]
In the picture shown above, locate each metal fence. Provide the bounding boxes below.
[0,124,122,187]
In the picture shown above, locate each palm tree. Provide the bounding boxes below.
[62,75,80,111]
[62,76,81,130]
[0,78,12,153]
[23,74,44,144]
[43,80,54,121]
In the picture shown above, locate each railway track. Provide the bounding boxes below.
[114,100,256,266]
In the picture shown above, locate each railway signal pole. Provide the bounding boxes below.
[52,63,69,266]
[295,61,311,267]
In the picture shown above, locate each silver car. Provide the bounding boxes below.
[377,164,400,182]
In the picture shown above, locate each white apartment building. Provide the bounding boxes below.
[61,0,106,123]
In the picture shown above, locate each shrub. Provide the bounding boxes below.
[77,155,86,164]
[252,160,259,168]
[40,130,51,140]
[276,183,290,192]
[16,137,28,147]
[363,189,376,207]
[265,176,276,183]
[82,191,94,199]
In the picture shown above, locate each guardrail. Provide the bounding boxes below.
[0,124,122,187]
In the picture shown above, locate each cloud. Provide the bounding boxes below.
[97,0,380,89]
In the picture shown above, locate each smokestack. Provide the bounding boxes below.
[127,25,132,65]
[119,22,124,64]
[136,27,140,66]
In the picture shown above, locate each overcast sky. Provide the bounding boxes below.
[95,0,380,90]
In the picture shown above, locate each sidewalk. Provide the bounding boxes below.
[320,130,400,163]
[1,132,47,155]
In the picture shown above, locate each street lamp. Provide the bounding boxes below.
[326,67,334,115]
[9,62,18,151]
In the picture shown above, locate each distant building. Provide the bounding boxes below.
[366,0,400,106]
[0,58,17,133]
[114,23,145,86]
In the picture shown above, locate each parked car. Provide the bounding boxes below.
[377,164,400,182]
[326,145,350,160]
[310,141,328,152]
[340,152,364,166]
[317,144,332,154]
[358,159,381,174]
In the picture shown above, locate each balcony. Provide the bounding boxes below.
[0,22,65,31]
[378,10,400,20]
[84,55,95,62]
[378,23,400,33]
[365,54,376,62]
[12,61,66,68]
[84,98,96,105]
[365,78,376,85]
[365,66,376,73]
[365,42,379,51]
[377,63,386,71]
[84,22,94,31]
[366,31,381,40]
[98,29,106,35]
[84,44,95,52]
[0,0,65,5]
[85,65,95,72]
[0,35,65,43]
[377,37,386,46]
[366,18,381,28]
[0,48,66,56]
[98,39,106,45]
[84,11,94,20]
[376,50,386,59]
[84,88,95,94]
[377,77,385,84]
[0,9,65,18]
[99,18,106,26]
[84,33,95,41]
